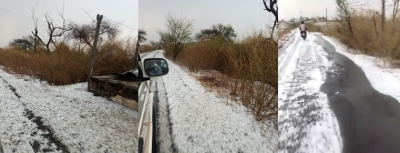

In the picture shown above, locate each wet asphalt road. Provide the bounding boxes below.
[316,35,400,153]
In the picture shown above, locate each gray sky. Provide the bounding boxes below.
[139,0,274,44]
[279,0,385,21]
[0,0,138,47]
[278,0,337,20]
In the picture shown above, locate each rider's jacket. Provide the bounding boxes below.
[299,24,306,31]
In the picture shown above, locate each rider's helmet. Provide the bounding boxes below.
[301,21,305,24]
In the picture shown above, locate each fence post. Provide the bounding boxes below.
[88,14,103,91]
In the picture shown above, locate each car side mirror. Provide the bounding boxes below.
[143,58,169,77]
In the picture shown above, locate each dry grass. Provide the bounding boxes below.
[166,30,278,122]
[228,32,277,122]
[305,22,324,32]
[324,12,400,67]
[140,44,157,53]
[278,22,297,39]
[0,40,135,85]
[194,71,231,92]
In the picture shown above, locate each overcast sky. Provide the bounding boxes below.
[278,0,337,20]
[0,0,138,47]
[279,0,384,21]
[139,0,274,44]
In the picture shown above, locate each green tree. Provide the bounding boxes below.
[195,24,237,42]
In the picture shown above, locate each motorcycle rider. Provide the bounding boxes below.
[299,21,307,39]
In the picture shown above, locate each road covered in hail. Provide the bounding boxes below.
[278,31,342,153]
[0,67,138,152]
[279,30,400,153]
[142,50,278,153]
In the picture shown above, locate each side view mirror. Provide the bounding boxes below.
[143,58,169,77]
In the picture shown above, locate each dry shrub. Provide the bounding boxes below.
[93,40,134,75]
[227,31,278,122]
[140,44,156,53]
[0,40,134,85]
[181,39,229,72]
[162,42,175,60]
[177,30,277,122]
[324,11,400,66]
[195,71,230,92]
[0,47,89,85]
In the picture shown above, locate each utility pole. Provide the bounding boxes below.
[300,11,302,21]
[326,8,328,25]
[88,14,103,91]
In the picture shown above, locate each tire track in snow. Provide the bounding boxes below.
[154,80,179,153]
[0,75,69,153]
[278,37,302,82]
[278,33,342,153]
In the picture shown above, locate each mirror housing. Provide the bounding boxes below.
[143,58,169,77]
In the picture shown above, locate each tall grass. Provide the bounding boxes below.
[228,31,277,122]
[166,31,278,122]
[0,40,135,85]
[324,11,400,66]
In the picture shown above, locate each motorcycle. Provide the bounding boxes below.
[300,31,307,40]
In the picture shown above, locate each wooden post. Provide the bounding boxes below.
[88,14,103,91]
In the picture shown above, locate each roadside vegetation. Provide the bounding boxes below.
[0,40,135,85]
[140,0,278,123]
[322,0,400,67]
[0,5,136,85]
[278,21,297,39]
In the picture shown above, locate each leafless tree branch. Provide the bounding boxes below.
[263,0,278,31]
[393,0,400,21]
[30,1,71,52]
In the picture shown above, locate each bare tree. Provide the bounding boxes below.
[393,0,400,21]
[158,31,168,49]
[158,13,193,62]
[336,0,355,38]
[67,21,119,48]
[31,0,70,52]
[263,0,278,31]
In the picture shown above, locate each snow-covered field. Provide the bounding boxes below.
[322,35,400,102]
[278,31,342,153]
[0,67,138,152]
[143,51,278,153]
